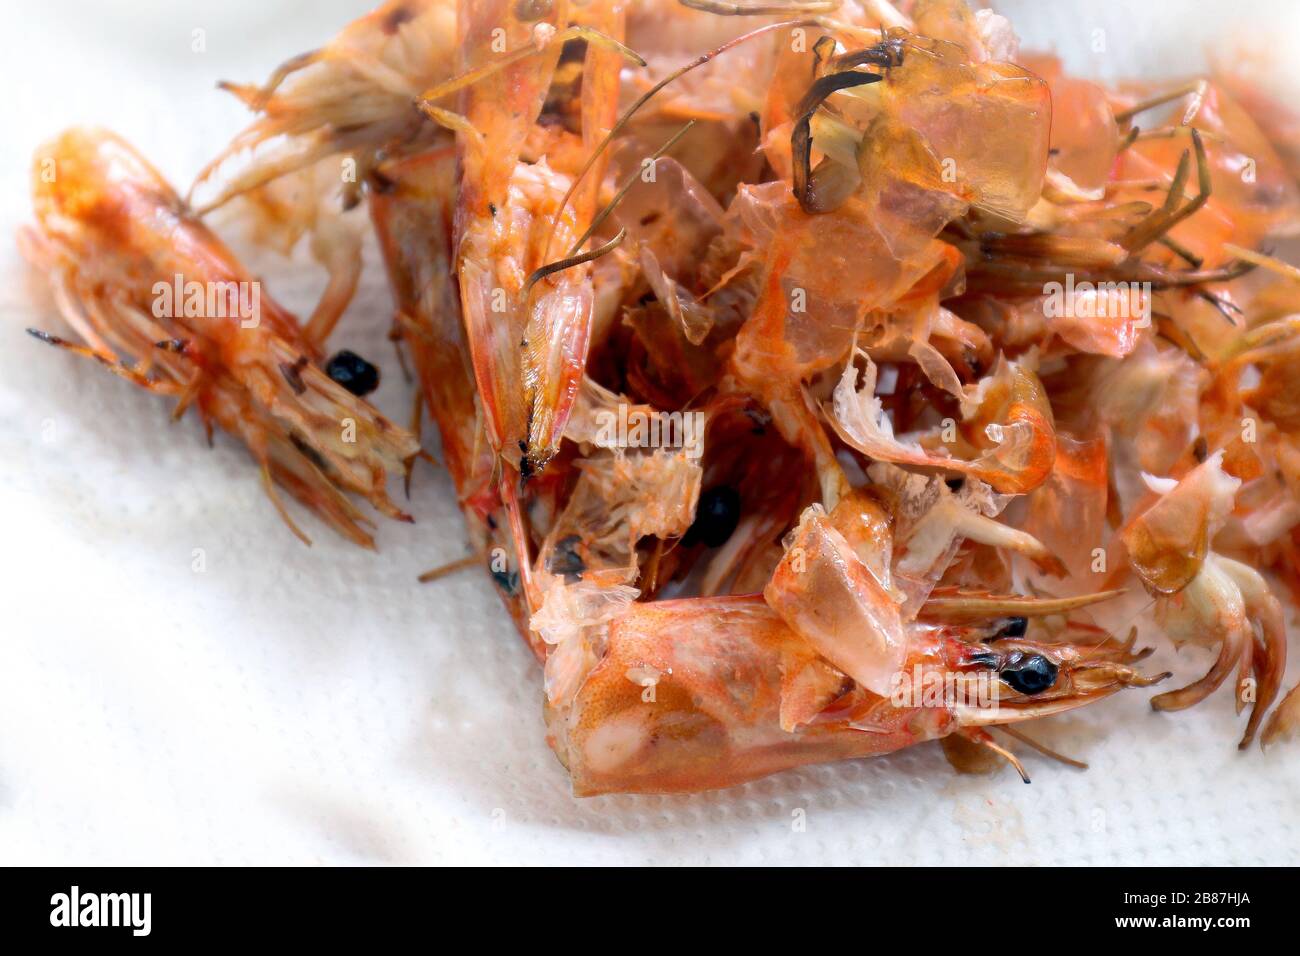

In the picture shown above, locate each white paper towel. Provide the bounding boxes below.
[1,0,1297,866]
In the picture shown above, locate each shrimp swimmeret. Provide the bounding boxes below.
[21,0,1300,795]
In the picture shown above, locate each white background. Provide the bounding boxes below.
[1,1,1297,865]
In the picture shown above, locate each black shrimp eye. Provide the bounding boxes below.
[325,349,380,397]
[1000,654,1059,696]
[684,486,742,548]
[996,616,1029,639]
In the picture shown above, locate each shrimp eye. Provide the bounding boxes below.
[1000,653,1058,695]
[326,350,380,396]
[996,616,1028,639]
[547,534,586,581]
[685,486,742,548]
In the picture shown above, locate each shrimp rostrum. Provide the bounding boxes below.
[23,0,1300,795]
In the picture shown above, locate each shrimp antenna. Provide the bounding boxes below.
[563,120,697,260]
[418,552,484,584]
[234,48,321,112]
[523,228,627,299]
[1222,243,1300,283]
[260,463,313,547]
[975,734,1032,783]
[542,16,833,263]
[1158,234,1203,268]
[1113,80,1207,125]
[1124,128,1210,254]
[792,37,905,213]
[791,69,884,212]
[997,726,1088,770]
[26,328,166,391]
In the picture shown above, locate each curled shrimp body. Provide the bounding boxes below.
[23,128,418,547]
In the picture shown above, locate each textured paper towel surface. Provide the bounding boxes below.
[1,0,1298,866]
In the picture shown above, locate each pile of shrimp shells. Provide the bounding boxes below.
[16,0,1300,805]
